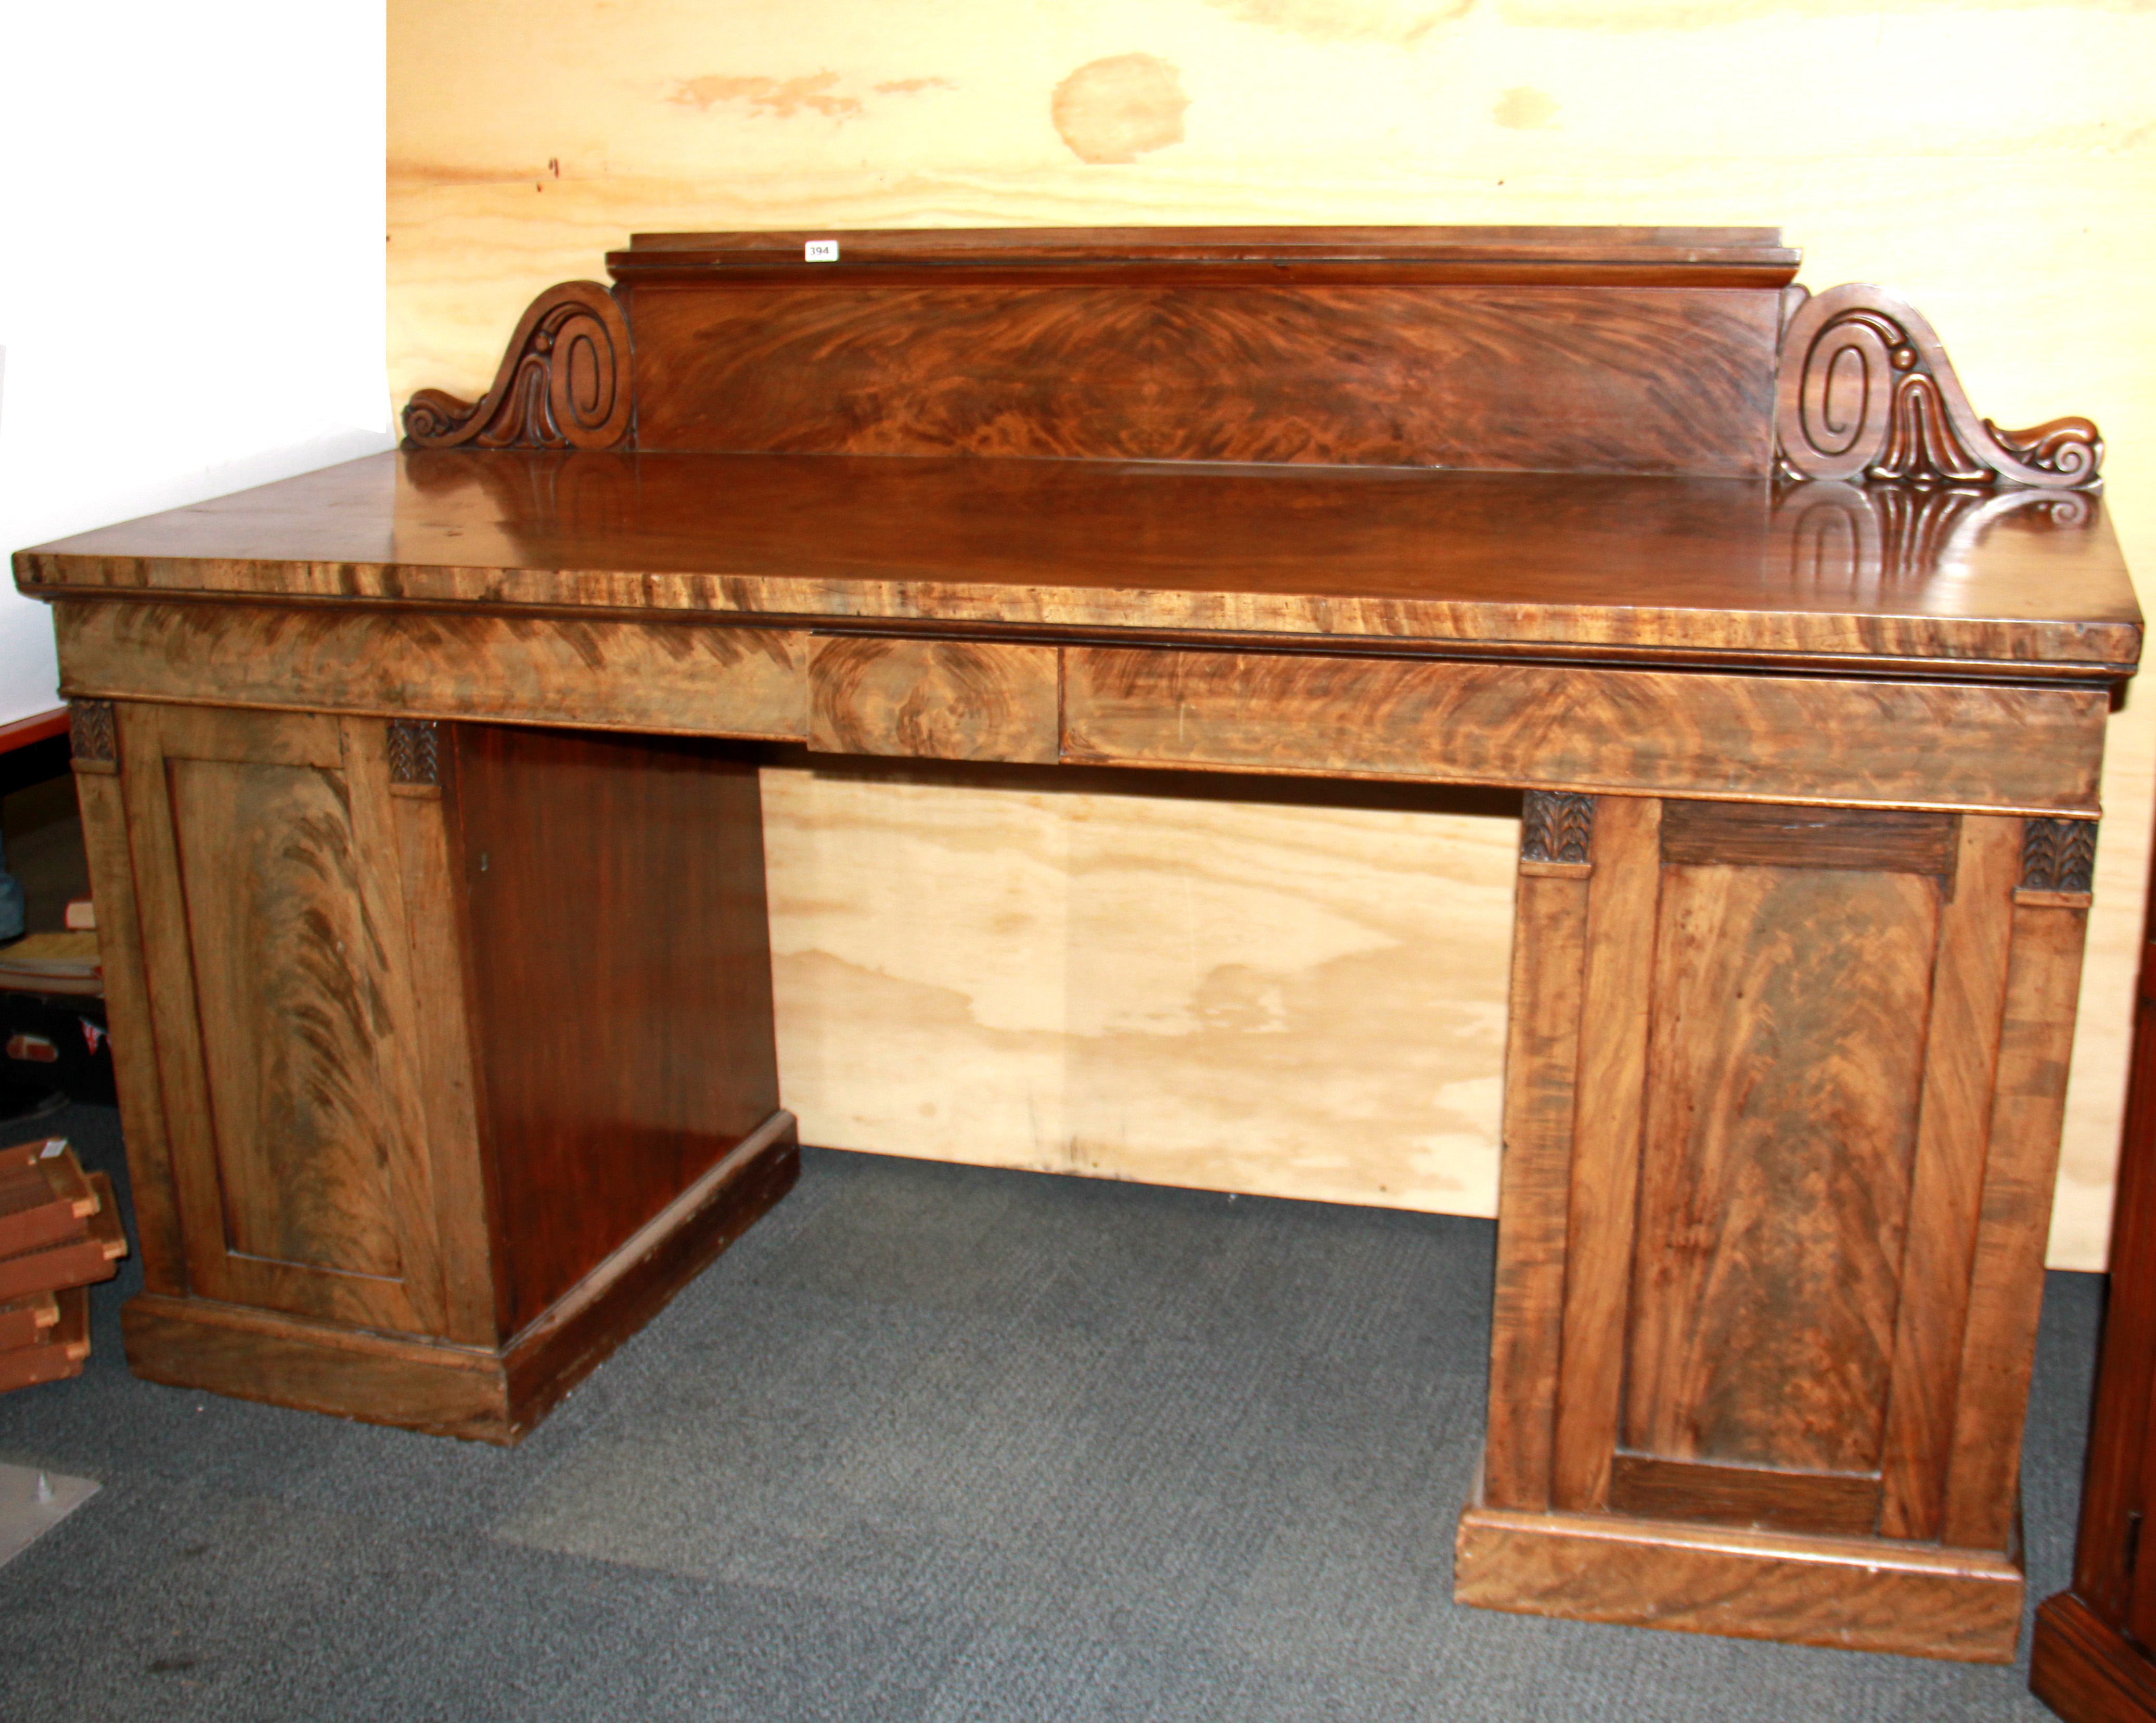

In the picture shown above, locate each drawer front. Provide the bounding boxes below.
[809,635,1059,763]
[54,601,811,741]
[1061,647,2107,813]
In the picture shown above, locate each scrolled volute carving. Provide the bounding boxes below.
[403,282,634,452]
[1776,284,2101,489]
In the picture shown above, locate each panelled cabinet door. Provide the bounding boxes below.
[1487,794,2088,1551]
[109,704,469,1337]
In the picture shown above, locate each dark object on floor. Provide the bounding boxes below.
[0,993,112,1111]
[2032,797,2156,1719]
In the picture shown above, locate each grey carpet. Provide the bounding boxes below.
[0,1103,2100,1720]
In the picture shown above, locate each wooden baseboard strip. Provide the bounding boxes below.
[1454,1503,2023,1663]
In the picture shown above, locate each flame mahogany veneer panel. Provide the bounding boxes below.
[1622,862,1940,1475]
[53,601,811,743]
[806,636,1059,763]
[623,283,1783,478]
[1060,647,2109,814]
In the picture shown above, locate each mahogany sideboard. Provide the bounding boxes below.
[10,227,2137,1663]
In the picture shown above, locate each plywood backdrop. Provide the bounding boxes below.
[388,0,2156,1268]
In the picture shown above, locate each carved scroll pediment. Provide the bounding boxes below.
[402,282,633,451]
[1775,284,2101,489]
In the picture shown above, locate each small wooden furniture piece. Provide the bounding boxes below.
[2033,814,2156,1718]
[9,227,2136,1662]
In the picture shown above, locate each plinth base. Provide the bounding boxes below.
[121,1112,799,1444]
[1455,1501,2023,1663]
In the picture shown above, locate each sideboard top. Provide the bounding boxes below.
[15,452,2139,682]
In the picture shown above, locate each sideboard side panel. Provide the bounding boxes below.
[451,724,784,1339]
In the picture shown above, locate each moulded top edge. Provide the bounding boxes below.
[614,224,1799,269]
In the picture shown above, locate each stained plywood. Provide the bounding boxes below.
[389,0,2156,1264]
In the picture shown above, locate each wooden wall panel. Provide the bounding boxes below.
[761,761,1516,1214]
[1622,863,1938,1475]
[389,0,2155,1266]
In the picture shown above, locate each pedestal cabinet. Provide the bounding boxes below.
[71,699,798,1441]
[1456,792,2096,1660]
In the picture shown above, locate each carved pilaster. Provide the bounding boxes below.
[67,699,118,774]
[387,720,441,789]
[2021,818,2098,895]
[1776,284,2102,489]
[1522,791,1595,864]
[402,282,634,452]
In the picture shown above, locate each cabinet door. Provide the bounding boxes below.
[1487,794,2088,1551]
[110,704,469,1336]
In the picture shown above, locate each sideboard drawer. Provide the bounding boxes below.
[53,601,812,741]
[809,635,1059,763]
[1059,647,2106,813]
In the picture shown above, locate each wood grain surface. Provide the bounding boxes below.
[1622,863,1938,1475]
[2042,812,2156,1691]
[68,761,186,1296]
[18,452,2138,679]
[451,723,783,1336]
[1550,795,1660,1511]
[1063,649,2109,814]
[624,280,1781,477]
[1877,816,2022,1542]
[1658,800,1956,873]
[2032,1591,2156,1723]
[122,1293,512,1441]
[1482,855,1590,1512]
[118,1113,799,1443]
[808,636,1058,763]
[54,600,810,743]
[1941,893,2090,1551]
[1454,1503,2023,1661]
[610,225,1801,284]
[1606,1454,1881,1537]
[116,705,446,1336]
